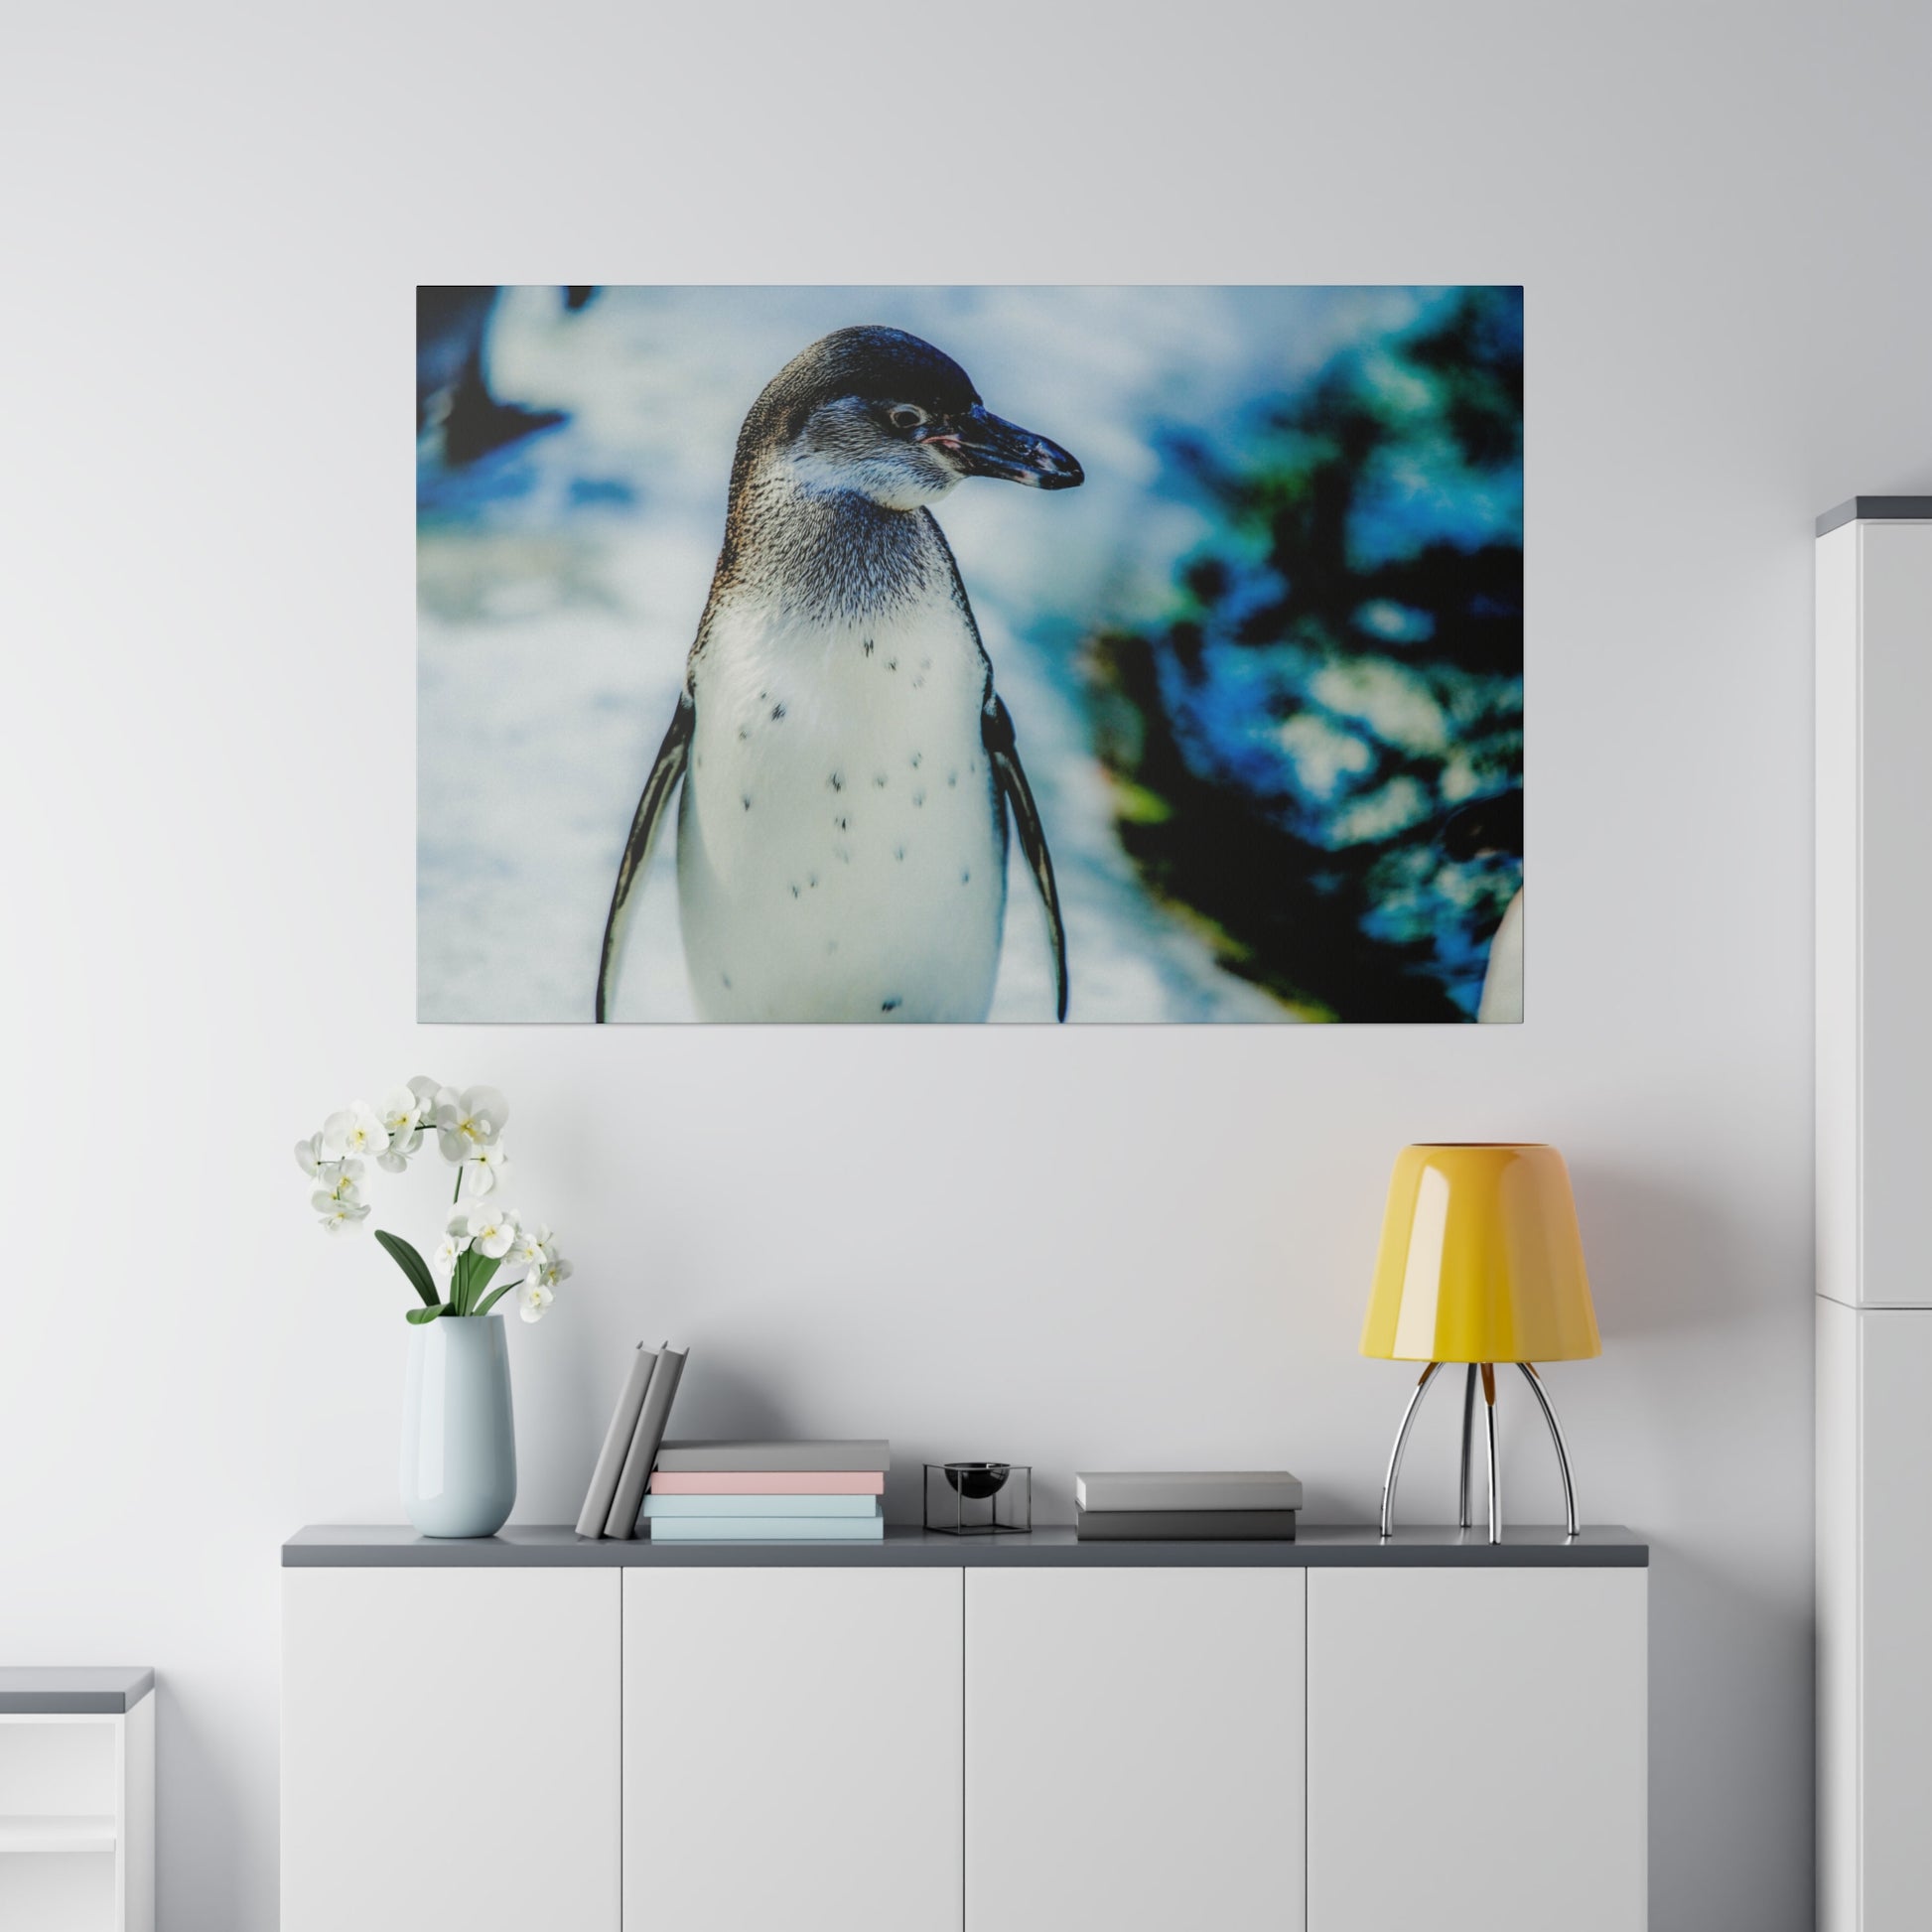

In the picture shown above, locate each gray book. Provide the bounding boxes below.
[652,1439,890,1473]
[1074,1507,1298,1541]
[605,1345,689,1539]
[575,1343,658,1539]
[1075,1470,1305,1513]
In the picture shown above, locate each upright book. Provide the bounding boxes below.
[604,1343,689,1539]
[575,1342,657,1539]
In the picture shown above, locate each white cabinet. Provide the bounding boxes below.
[1818,1299,1932,1931]
[282,1535,1644,1932]
[965,1568,1305,1932]
[281,1568,621,1932]
[1307,1568,1646,1932]
[1817,510,1932,1312]
[0,1685,152,1932]
[1815,501,1932,1932]
[621,1568,961,1932]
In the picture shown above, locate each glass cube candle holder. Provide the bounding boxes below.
[924,1462,1032,1535]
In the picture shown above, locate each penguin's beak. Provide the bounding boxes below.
[929,405,1083,490]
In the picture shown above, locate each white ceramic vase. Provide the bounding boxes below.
[401,1315,516,1538]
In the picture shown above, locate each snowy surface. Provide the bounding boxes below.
[417,285,1439,1022]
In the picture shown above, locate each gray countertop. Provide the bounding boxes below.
[0,1667,154,1714]
[286,1524,1646,1569]
[1817,495,1932,535]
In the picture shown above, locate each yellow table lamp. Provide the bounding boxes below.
[1363,1144,1598,1543]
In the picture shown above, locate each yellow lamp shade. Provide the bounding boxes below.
[1361,1145,1599,1364]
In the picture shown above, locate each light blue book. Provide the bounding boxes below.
[647,1515,887,1543]
[640,1493,883,1519]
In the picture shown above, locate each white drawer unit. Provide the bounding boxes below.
[282,1526,1647,1932]
[0,1670,154,1932]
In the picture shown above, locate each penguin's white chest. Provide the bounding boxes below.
[678,599,1008,1021]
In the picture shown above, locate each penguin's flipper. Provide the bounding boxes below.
[983,693,1068,1022]
[596,689,695,1023]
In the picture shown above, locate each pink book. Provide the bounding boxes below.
[647,1469,887,1495]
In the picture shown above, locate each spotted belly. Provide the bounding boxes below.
[676,611,1009,1022]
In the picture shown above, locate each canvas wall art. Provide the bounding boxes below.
[417,285,1523,1024]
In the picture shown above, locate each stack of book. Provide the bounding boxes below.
[642,1441,890,1543]
[576,1341,690,1541]
[1073,1470,1303,1540]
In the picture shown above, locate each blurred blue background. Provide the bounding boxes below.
[417,285,1522,1022]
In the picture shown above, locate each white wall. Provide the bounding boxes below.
[3,2,1926,1925]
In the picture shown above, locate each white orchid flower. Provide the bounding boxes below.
[533,1252,573,1292]
[315,1191,370,1235]
[508,1221,551,1269]
[432,1233,463,1278]
[293,1133,328,1179]
[378,1087,426,1167]
[314,1159,365,1203]
[465,1205,518,1260]
[378,1086,424,1136]
[517,1282,555,1323]
[322,1101,388,1163]
[460,1144,513,1197]
[434,1085,507,1163]
[407,1074,442,1109]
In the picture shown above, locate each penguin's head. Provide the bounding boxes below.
[747,326,1083,511]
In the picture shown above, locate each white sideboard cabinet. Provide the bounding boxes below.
[283,1524,1645,1932]
[1816,500,1932,1932]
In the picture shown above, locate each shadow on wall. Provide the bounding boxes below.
[159,1678,250,1928]
[656,1358,801,1449]
[1643,1537,1814,1929]
[1573,1162,1784,1342]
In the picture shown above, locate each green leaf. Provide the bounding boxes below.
[464,1253,503,1314]
[473,1280,515,1318]
[404,1304,447,1325]
[374,1229,440,1309]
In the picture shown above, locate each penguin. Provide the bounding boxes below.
[1442,790,1523,1023]
[416,285,597,467]
[595,326,1081,1024]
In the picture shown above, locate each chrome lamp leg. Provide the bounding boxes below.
[1518,1362,1580,1537]
[1457,1365,1477,1530]
[1378,1361,1442,1539]
[1481,1362,1501,1544]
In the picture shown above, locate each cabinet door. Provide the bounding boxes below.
[623,1567,962,1932]
[1307,1568,1645,1932]
[282,1568,621,1932]
[1857,524,1932,1307]
[1860,1308,1932,1925]
[966,1567,1306,1932]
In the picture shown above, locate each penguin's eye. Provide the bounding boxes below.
[888,406,926,434]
